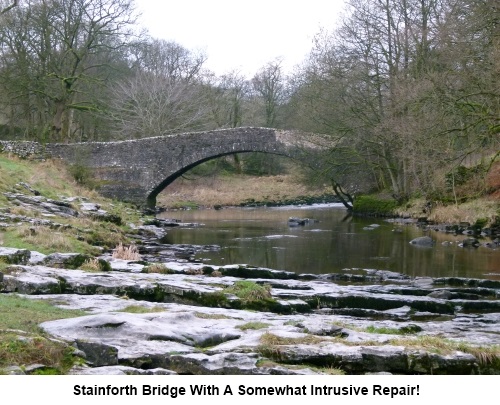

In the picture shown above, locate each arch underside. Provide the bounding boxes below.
[146,149,291,208]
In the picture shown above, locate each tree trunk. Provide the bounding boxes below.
[52,101,65,142]
[331,179,353,211]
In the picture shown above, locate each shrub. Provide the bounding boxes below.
[353,195,398,216]
[68,164,94,188]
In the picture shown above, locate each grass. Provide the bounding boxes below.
[0,294,87,374]
[202,280,282,311]
[237,321,271,330]
[259,332,327,347]
[15,225,72,250]
[0,154,149,256]
[112,242,141,260]
[143,263,174,274]
[0,332,76,374]
[255,330,499,369]
[194,312,234,320]
[2,224,96,255]
[169,201,200,210]
[0,155,96,203]
[224,280,273,303]
[364,325,403,335]
[389,336,500,366]
[117,305,166,314]
[396,197,499,226]
[256,359,345,375]
[427,199,499,226]
[364,325,422,335]
[78,257,111,272]
[257,332,328,362]
[157,173,330,209]
[0,294,86,333]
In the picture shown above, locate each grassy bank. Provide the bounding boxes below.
[157,173,331,209]
[396,197,499,226]
[0,155,144,255]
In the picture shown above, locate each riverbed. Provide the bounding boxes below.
[159,204,500,280]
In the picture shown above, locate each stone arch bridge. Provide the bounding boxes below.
[39,127,328,208]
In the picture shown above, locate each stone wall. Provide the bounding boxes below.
[0,140,45,159]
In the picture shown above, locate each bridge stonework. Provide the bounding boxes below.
[42,127,310,208]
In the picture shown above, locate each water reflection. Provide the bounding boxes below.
[159,204,500,279]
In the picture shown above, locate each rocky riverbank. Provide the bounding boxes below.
[1,192,499,375]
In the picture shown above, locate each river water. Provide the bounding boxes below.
[159,204,500,280]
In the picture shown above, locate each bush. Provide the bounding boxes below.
[352,195,398,216]
[68,164,94,187]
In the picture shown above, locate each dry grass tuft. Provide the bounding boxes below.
[194,312,233,320]
[112,243,141,260]
[118,305,166,314]
[79,257,101,272]
[143,263,173,274]
[259,332,326,347]
[224,280,273,303]
[186,268,203,275]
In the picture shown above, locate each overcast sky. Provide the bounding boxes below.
[134,0,346,77]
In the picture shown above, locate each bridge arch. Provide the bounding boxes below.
[146,149,288,208]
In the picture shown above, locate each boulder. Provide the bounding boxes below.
[80,202,101,212]
[460,238,480,248]
[75,340,119,367]
[409,236,435,247]
[43,253,91,269]
[288,217,317,226]
[0,247,31,264]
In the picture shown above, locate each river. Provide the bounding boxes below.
[159,203,500,280]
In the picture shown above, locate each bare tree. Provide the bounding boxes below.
[108,40,211,138]
[0,0,138,141]
[286,0,461,202]
[109,72,211,138]
[0,0,17,14]
[130,38,206,82]
[252,59,287,127]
